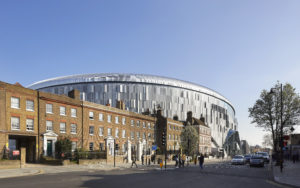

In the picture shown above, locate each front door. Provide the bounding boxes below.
[47,140,53,156]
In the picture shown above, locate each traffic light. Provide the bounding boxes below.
[162,130,166,146]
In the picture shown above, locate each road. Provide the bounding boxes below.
[0,161,289,188]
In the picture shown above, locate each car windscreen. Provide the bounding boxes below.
[251,156,263,159]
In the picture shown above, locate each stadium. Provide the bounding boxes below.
[29,73,238,151]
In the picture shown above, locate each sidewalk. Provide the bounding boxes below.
[0,158,227,179]
[273,160,300,187]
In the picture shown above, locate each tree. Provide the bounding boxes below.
[262,134,273,148]
[180,123,199,156]
[55,137,72,159]
[249,82,300,153]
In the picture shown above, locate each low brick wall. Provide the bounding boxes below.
[106,155,125,164]
[78,159,107,165]
[0,160,20,169]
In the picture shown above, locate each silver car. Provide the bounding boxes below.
[231,155,246,165]
[250,155,264,167]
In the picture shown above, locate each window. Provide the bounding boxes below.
[115,128,119,137]
[71,142,77,152]
[60,106,66,116]
[107,115,111,123]
[71,124,77,134]
[148,133,151,139]
[71,108,77,117]
[122,130,126,138]
[11,117,20,130]
[100,143,104,151]
[136,120,140,127]
[115,116,119,124]
[107,128,112,136]
[169,134,171,140]
[122,117,126,125]
[131,120,134,126]
[46,121,53,131]
[131,131,134,139]
[11,97,20,109]
[136,132,140,139]
[148,123,151,129]
[46,104,53,114]
[26,100,34,111]
[60,122,66,133]
[89,112,94,120]
[143,132,146,139]
[26,119,34,131]
[99,113,103,121]
[169,124,171,130]
[89,142,94,151]
[89,126,94,135]
[142,122,146,128]
[99,127,104,136]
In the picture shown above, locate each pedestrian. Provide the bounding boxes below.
[175,155,179,167]
[182,154,186,167]
[194,156,197,166]
[199,154,204,169]
[142,154,144,165]
[131,154,138,168]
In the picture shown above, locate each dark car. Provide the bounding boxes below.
[244,154,252,163]
[250,155,264,167]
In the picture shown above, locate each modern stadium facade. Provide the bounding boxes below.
[29,73,239,153]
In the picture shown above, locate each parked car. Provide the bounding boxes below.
[244,154,252,163]
[256,152,270,163]
[231,155,246,165]
[250,155,265,167]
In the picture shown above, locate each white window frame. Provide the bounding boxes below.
[46,121,53,132]
[99,113,103,121]
[99,127,104,136]
[122,130,126,138]
[71,108,77,117]
[107,115,111,123]
[89,111,94,120]
[131,131,134,139]
[122,117,126,125]
[26,100,34,111]
[142,122,146,128]
[136,120,140,127]
[115,128,119,138]
[107,128,112,136]
[71,123,77,134]
[60,106,66,116]
[11,117,20,130]
[148,123,151,129]
[115,116,119,124]
[89,126,94,135]
[60,122,66,133]
[46,104,53,114]
[11,97,20,109]
[89,142,94,151]
[131,119,134,126]
[26,119,34,131]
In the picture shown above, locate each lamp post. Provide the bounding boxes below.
[270,83,283,173]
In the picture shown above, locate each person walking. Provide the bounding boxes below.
[182,154,186,167]
[199,154,204,169]
[142,154,144,165]
[131,154,138,168]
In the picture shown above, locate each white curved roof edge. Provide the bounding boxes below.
[28,73,234,109]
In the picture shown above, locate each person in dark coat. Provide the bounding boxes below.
[131,154,138,168]
[199,154,204,169]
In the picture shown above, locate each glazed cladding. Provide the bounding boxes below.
[41,83,235,127]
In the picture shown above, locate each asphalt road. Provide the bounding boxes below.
[0,162,289,188]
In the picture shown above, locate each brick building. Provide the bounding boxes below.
[0,81,184,163]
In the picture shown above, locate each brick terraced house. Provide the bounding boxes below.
[0,81,191,163]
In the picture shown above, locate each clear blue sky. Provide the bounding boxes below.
[1,0,300,146]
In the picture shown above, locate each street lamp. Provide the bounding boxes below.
[270,83,283,173]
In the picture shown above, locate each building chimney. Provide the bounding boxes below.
[68,89,80,100]
[116,100,125,110]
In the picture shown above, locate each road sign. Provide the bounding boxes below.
[152,145,157,151]
[13,150,20,156]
